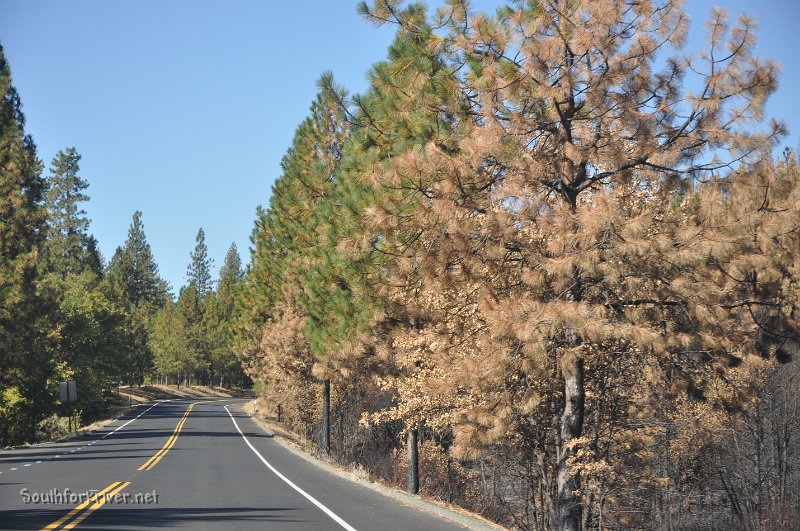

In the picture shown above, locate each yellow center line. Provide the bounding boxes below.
[41,399,224,530]
[62,482,130,530]
[138,400,215,471]
[40,482,120,530]
[137,408,191,471]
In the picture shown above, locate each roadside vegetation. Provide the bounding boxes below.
[236,1,800,529]
[3,1,800,529]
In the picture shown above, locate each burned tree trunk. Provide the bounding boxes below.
[557,354,585,531]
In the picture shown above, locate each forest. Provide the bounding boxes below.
[0,50,246,445]
[2,1,800,530]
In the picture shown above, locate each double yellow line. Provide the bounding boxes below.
[41,481,130,530]
[138,400,211,471]
[42,399,216,530]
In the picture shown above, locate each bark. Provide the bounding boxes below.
[407,428,419,494]
[557,355,585,531]
[322,379,331,455]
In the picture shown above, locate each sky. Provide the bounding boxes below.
[1,0,798,293]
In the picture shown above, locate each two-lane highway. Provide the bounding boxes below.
[0,399,473,530]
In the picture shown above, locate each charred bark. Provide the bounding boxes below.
[557,355,585,531]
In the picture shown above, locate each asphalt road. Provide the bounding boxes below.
[0,399,471,530]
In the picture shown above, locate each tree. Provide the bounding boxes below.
[175,282,207,383]
[0,42,50,445]
[324,1,466,492]
[43,147,92,277]
[150,299,188,385]
[186,227,213,297]
[206,243,245,386]
[362,0,795,528]
[107,211,169,383]
[107,211,169,308]
[40,146,127,424]
[219,242,243,291]
[56,272,128,413]
[239,74,351,454]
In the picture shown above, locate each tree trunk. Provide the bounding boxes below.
[407,428,419,494]
[557,354,585,531]
[322,379,331,455]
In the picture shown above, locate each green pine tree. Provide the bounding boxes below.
[149,299,188,385]
[107,211,170,383]
[206,243,244,386]
[175,282,207,383]
[186,227,213,297]
[107,211,170,308]
[43,147,91,277]
[0,43,52,445]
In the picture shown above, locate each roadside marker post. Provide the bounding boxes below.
[59,381,77,432]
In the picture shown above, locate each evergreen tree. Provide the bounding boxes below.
[239,74,351,453]
[43,147,91,277]
[40,147,125,421]
[186,227,213,297]
[218,242,243,295]
[301,5,462,483]
[362,1,793,526]
[0,43,51,445]
[107,211,169,308]
[175,282,207,383]
[207,243,245,386]
[81,234,104,277]
[107,211,169,383]
[150,299,188,385]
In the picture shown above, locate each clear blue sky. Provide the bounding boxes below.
[1,1,798,293]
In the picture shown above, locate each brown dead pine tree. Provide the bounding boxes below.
[365,0,795,528]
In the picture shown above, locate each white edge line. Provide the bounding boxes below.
[100,400,171,439]
[224,405,357,531]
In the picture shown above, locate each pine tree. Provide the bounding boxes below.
[43,147,91,277]
[39,147,128,417]
[167,228,216,384]
[238,75,351,451]
[218,242,243,294]
[149,299,186,384]
[310,3,463,489]
[176,282,207,383]
[107,211,169,383]
[107,211,169,309]
[0,43,51,445]
[186,227,213,297]
[362,1,794,527]
[204,243,244,386]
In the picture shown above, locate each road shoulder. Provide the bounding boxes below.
[233,400,505,531]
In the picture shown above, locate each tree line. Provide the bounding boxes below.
[0,43,246,447]
[3,0,800,527]
[237,1,800,530]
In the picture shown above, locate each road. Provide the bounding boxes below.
[0,399,473,530]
